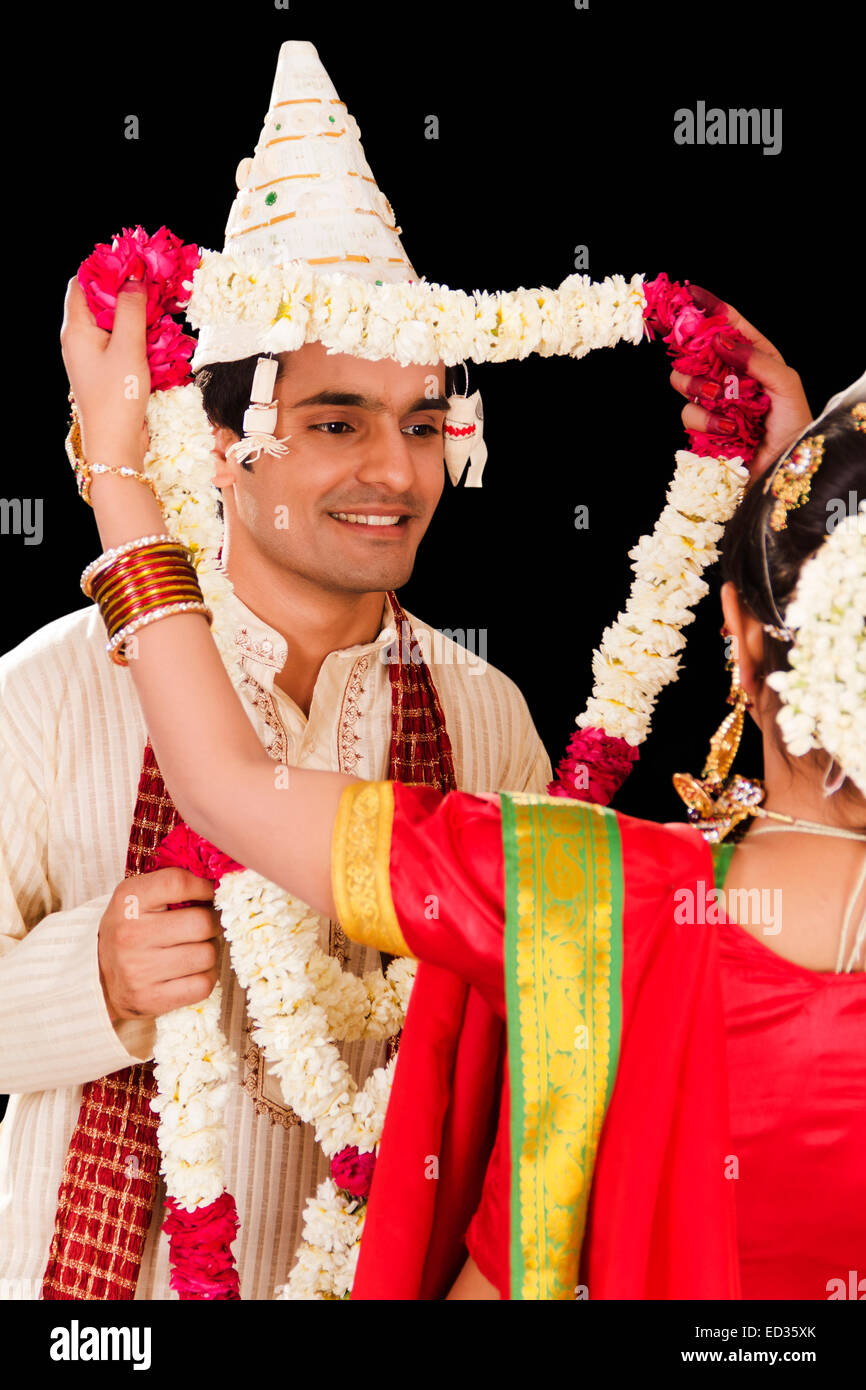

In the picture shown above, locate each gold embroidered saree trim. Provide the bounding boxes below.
[502,794,622,1301]
[331,781,414,958]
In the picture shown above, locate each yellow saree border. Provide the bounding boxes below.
[331,780,414,958]
[501,793,623,1300]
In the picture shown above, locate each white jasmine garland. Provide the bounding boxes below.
[141,383,415,1298]
[143,385,243,686]
[187,253,647,368]
[577,451,750,744]
[149,983,236,1210]
[766,504,866,795]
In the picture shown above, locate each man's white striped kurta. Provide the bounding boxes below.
[0,590,551,1299]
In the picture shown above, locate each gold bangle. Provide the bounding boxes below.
[65,393,90,503]
[106,601,213,666]
[101,582,204,637]
[92,553,199,605]
[81,537,187,598]
[101,580,204,637]
[65,392,162,511]
[91,549,202,634]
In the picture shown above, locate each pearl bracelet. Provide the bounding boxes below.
[106,600,213,666]
[80,535,187,598]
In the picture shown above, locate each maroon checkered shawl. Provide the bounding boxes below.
[42,592,456,1298]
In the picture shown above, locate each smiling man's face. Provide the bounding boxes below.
[212,340,449,594]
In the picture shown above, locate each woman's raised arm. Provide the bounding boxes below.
[60,276,352,918]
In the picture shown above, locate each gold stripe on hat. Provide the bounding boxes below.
[252,173,321,191]
[266,130,346,146]
[230,211,297,237]
[270,98,347,107]
[229,204,399,239]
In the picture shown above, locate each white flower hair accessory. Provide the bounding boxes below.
[766,503,866,796]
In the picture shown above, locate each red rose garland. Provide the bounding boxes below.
[161,1192,241,1301]
[642,273,770,460]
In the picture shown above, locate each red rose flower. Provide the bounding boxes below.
[163,1192,241,1301]
[547,726,640,805]
[641,273,769,465]
[135,225,200,314]
[153,822,245,884]
[146,314,197,391]
[331,1146,376,1199]
[642,272,694,340]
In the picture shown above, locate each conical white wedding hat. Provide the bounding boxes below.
[186,39,645,373]
[190,40,424,369]
[224,41,417,280]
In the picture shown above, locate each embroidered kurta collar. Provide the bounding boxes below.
[226,587,398,693]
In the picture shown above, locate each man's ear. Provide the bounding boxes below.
[211,425,240,488]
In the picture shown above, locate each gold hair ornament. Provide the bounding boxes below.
[760,401,865,638]
[766,432,825,532]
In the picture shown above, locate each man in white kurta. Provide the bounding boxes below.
[0,586,551,1299]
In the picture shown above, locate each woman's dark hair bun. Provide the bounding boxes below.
[720,395,866,683]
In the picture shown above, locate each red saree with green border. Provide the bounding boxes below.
[332,780,740,1300]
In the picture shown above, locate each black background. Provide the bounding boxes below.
[0,2,861,1130]
[3,0,861,817]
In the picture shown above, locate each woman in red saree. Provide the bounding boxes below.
[59,278,865,1300]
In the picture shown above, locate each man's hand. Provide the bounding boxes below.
[98,868,220,1022]
[60,276,151,467]
[670,284,813,477]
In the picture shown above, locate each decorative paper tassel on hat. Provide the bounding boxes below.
[444,389,487,487]
[227,355,292,465]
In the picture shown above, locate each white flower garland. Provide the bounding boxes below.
[766,503,866,795]
[150,984,236,1210]
[142,383,416,1296]
[187,253,647,367]
[578,450,750,744]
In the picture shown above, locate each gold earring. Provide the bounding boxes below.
[673,629,765,841]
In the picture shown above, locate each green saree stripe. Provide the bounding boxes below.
[600,809,624,1114]
[710,840,736,894]
[500,792,624,1300]
[501,791,526,1302]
